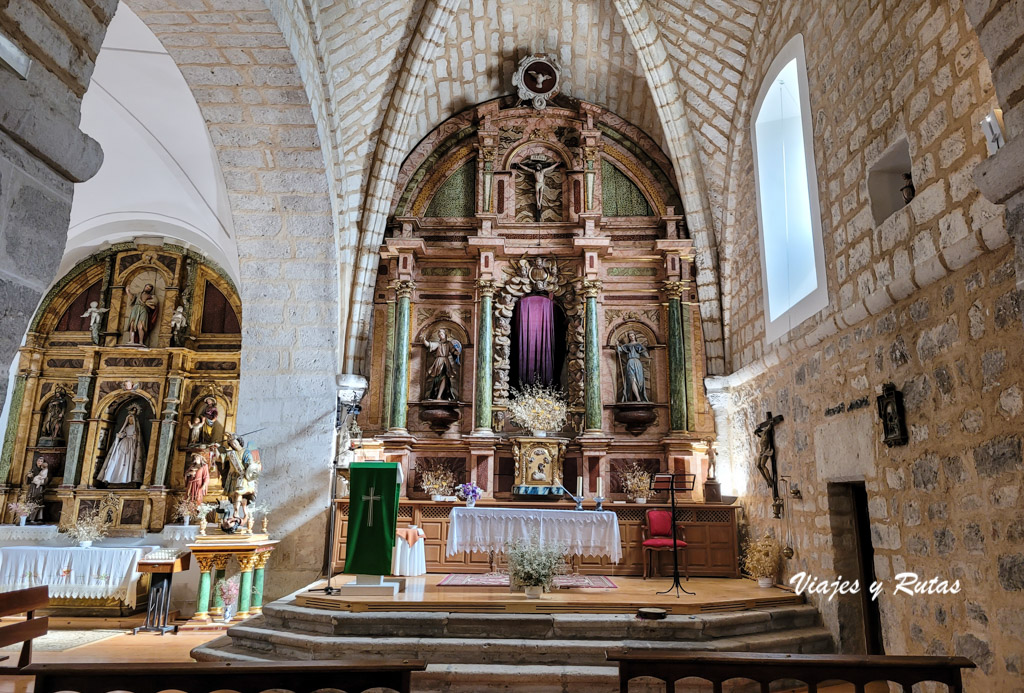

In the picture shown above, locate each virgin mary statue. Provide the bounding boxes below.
[97,405,143,485]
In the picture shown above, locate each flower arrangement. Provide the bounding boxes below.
[196,502,217,520]
[60,508,111,545]
[743,531,781,581]
[507,384,568,434]
[417,458,458,496]
[457,482,482,503]
[505,532,567,590]
[8,499,40,518]
[615,461,653,500]
[174,497,198,523]
[216,576,240,610]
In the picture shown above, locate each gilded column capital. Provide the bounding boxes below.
[475,278,497,296]
[582,279,603,298]
[195,554,217,572]
[663,280,687,300]
[237,554,258,572]
[212,553,231,570]
[254,550,273,569]
[391,280,416,299]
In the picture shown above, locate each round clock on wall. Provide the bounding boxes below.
[512,54,562,109]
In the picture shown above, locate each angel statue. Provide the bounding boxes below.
[617,331,650,402]
[423,328,462,401]
[96,405,143,485]
[169,305,188,347]
[81,301,109,345]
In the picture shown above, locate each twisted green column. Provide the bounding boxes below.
[474,280,495,432]
[583,280,603,432]
[389,280,415,432]
[666,281,688,432]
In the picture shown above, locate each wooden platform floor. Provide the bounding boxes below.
[296,574,803,615]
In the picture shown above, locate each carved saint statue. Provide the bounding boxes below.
[513,158,561,221]
[186,414,204,447]
[754,411,785,518]
[40,386,69,442]
[170,305,187,347]
[124,283,159,345]
[222,433,261,502]
[184,450,210,506]
[96,405,143,485]
[616,331,650,402]
[25,458,49,523]
[81,301,109,345]
[197,396,220,444]
[423,328,462,401]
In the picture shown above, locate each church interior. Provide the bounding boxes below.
[0,0,1021,691]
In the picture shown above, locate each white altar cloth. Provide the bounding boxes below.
[0,545,156,608]
[446,507,622,563]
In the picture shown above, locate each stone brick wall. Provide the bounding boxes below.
[0,0,111,409]
[711,1,1022,687]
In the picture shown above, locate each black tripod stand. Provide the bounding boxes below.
[651,472,696,597]
[313,401,361,596]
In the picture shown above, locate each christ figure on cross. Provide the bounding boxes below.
[514,158,561,221]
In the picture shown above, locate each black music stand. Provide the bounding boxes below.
[650,472,696,597]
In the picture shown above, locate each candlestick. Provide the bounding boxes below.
[597,476,603,499]
[576,476,583,498]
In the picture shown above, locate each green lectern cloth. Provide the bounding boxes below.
[343,461,401,575]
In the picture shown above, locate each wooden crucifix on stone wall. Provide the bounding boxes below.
[754,411,785,518]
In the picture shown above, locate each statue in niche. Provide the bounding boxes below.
[616,331,650,402]
[197,396,220,445]
[513,157,562,222]
[39,386,69,444]
[170,305,188,347]
[25,458,50,523]
[186,414,204,447]
[123,283,159,345]
[184,450,210,506]
[96,405,143,486]
[422,328,462,401]
[81,302,109,345]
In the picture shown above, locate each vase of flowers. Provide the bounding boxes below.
[59,507,111,547]
[507,385,568,437]
[8,500,39,526]
[616,461,653,503]
[174,497,198,527]
[196,503,216,536]
[506,532,566,596]
[216,576,239,622]
[743,531,781,588]
[457,482,482,507]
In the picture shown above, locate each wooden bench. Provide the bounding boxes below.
[0,586,49,669]
[24,660,427,693]
[606,650,976,693]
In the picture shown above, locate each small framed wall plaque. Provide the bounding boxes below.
[877,382,908,447]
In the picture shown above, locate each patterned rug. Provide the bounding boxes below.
[438,573,617,589]
[0,629,124,652]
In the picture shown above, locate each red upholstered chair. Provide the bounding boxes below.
[641,509,688,580]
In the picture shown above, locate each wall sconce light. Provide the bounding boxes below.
[980,109,1005,156]
[0,32,32,80]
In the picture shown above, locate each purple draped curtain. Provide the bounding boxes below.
[517,294,554,386]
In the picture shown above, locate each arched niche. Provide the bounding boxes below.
[413,320,470,404]
[91,393,156,488]
[608,321,659,404]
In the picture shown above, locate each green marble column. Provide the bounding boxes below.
[682,301,697,431]
[389,280,415,432]
[0,375,27,483]
[237,558,254,617]
[251,551,270,612]
[474,280,495,432]
[153,376,182,487]
[63,375,94,486]
[666,281,688,432]
[583,280,603,432]
[381,300,396,431]
[194,556,214,619]
[210,554,228,616]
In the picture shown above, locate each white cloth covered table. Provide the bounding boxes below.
[0,545,155,608]
[391,527,426,576]
[446,507,622,563]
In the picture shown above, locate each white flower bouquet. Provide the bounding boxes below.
[507,384,568,434]
[506,532,566,590]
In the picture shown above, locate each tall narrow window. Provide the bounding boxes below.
[751,35,827,343]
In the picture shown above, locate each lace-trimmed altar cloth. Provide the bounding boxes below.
[0,545,156,608]
[446,507,622,563]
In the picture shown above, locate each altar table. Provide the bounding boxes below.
[0,545,156,608]
[446,507,622,563]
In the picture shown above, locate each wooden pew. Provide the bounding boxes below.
[24,660,427,693]
[0,586,49,669]
[606,650,976,693]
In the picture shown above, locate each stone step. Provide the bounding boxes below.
[260,601,821,641]
[196,620,832,667]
